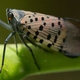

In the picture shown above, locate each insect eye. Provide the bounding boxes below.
[8,12,14,21]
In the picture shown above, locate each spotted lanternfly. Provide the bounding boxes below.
[0,8,80,72]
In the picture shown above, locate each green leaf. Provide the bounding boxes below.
[0,44,80,80]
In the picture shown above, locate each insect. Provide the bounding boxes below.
[0,8,80,73]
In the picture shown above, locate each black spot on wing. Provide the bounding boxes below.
[34,12,36,14]
[59,46,64,53]
[60,25,62,28]
[54,36,58,43]
[47,16,49,18]
[60,46,63,49]
[25,21,27,23]
[47,43,52,48]
[33,36,37,40]
[43,22,46,26]
[39,25,43,31]
[41,17,44,21]
[28,16,31,18]
[35,17,38,21]
[52,23,54,27]
[30,19,33,22]
[63,38,66,42]
[39,39,44,44]
[33,15,35,17]
[28,26,31,29]
[35,31,39,35]
[58,21,61,25]
[47,34,51,40]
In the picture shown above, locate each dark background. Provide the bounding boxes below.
[0,0,80,80]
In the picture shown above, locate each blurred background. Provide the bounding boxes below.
[0,0,80,80]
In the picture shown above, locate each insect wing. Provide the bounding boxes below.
[62,20,80,56]
[19,11,66,52]
[18,10,80,57]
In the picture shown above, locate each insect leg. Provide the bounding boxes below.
[0,20,12,31]
[19,34,40,70]
[13,34,18,54]
[0,32,16,73]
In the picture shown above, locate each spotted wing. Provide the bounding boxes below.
[19,11,80,56]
